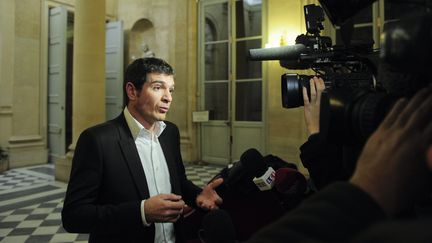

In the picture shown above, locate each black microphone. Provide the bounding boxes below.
[199,209,237,243]
[224,148,267,194]
[248,44,307,61]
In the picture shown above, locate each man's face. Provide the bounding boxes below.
[128,73,174,129]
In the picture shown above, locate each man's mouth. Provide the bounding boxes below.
[159,107,169,113]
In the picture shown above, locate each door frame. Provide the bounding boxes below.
[198,0,267,165]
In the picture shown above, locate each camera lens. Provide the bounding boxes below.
[281,74,312,108]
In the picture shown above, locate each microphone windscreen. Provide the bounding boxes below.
[240,148,267,178]
[222,148,267,195]
[201,209,236,243]
[274,168,307,195]
[248,44,307,61]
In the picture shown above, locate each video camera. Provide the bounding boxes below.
[249,3,377,109]
[249,0,432,146]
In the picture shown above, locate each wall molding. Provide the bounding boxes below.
[0,106,12,115]
[9,135,44,144]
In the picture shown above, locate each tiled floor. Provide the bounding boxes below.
[0,163,223,243]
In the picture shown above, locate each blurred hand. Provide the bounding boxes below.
[144,194,185,223]
[196,178,224,210]
[303,76,325,136]
[350,87,432,216]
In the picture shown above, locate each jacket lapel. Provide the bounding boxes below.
[115,115,150,199]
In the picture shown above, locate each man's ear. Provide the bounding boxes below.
[125,82,137,101]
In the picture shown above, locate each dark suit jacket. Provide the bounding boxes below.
[62,114,202,243]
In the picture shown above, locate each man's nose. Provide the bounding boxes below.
[162,90,172,103]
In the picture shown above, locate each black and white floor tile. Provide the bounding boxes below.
[0,163,223,243]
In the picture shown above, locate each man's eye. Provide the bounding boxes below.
[153,86,161,91]
[169,89,174,94]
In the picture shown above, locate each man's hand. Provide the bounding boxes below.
[196,178,224,210]
[303,76,325,136]
[350,87,432,216]
[144,194,185,223]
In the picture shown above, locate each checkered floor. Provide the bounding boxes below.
[0,163,223,243]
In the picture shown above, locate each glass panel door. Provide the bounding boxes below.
[199,0,265,164]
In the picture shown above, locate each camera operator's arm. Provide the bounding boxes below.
[300,77,348,190]
[303,76,325,136]
[350,87,432,216]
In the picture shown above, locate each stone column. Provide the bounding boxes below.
[0,0,15,172]
[7,0,48,169]
[55,0,106,182]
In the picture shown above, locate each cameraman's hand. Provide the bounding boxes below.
[350,87,432,216]
[303,76,325,136]
[144,194,185,223]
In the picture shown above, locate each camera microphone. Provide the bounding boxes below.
[248,44,307,61]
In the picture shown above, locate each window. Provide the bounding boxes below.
[200,0,263,122]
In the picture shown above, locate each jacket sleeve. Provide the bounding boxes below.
[300,133,349,190]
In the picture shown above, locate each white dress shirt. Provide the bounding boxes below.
[124,107,175,243]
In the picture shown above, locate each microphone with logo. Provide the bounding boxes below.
[220,148,268,195]
[198,209,238,243]
[251,161,309,210]
[181,149,267,241]
[212,149,286,240]
[252,166,276,191]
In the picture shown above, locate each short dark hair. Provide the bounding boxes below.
[123,57,174,105]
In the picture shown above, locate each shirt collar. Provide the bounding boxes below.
[123,107,166,140]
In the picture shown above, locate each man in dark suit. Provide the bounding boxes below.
[62,57,223,243]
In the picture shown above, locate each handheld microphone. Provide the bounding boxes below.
[248,44,307,61]
[212,153,287,240]
[253,167,276,191]
[199,209,237,243]
[224,148,267,194]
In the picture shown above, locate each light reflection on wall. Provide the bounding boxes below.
[265,30,299,48]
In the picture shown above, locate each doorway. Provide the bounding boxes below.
[199,0,265,165]
[47,6,73,163]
